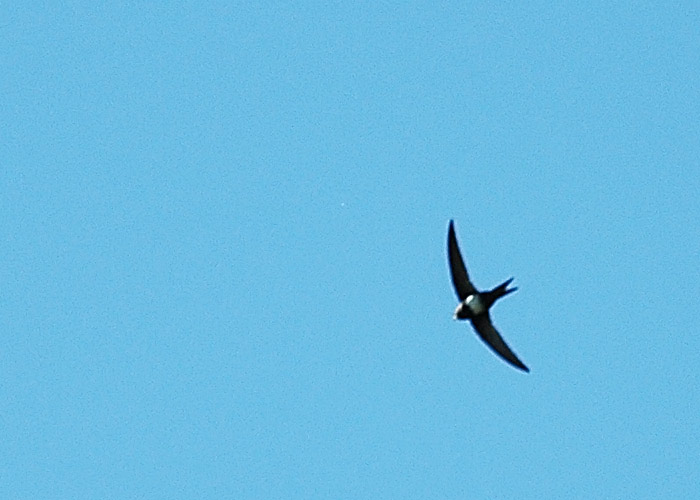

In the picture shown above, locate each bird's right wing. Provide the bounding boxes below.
[471,314,529,372]
[447,220,477,301]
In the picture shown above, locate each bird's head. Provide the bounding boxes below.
[453,302,467,320]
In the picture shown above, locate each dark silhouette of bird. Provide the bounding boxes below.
[447,219,529,372]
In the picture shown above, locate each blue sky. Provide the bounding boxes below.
[2,2,699,498]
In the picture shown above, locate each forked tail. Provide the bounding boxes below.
[492,277,518,299]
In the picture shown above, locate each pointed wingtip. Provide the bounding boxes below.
[509,359,530,373]
[447,219,457,242]
[512,352,530,373]
[471,315,530,373]
[505,355,529,373]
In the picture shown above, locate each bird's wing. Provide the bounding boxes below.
[447,220,477,300]
[471,314,529,372]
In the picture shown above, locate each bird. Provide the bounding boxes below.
[447,219,529,372]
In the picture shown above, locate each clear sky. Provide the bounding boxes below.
[3,2,699,498]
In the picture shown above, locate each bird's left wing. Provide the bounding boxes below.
[447,220,477,301]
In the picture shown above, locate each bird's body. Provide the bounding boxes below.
[455,294,487,318]
[447,220,529,372]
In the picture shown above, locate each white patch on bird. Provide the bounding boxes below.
[465,294,485,315]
